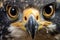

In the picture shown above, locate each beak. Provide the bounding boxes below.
[25,16,39,39]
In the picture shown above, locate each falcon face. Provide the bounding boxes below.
[1,0,60,40]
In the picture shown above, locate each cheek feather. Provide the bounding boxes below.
[45,24,56,33]
[8,25,27,38]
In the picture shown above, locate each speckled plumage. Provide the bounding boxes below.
[0,0,60,40]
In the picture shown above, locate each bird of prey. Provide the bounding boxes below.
[0,0,60,40]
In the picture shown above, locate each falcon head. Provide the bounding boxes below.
[1,0,60,39]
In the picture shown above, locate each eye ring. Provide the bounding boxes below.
[43,5,54,18]
[6,5,19,20]
[6,5,11,11]
[8,7,18,18]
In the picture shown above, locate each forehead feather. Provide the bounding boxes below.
[3,0,56,9]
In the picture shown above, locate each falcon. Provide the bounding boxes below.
[0,0,60,40]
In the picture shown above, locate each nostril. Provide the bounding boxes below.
[36,16,38,20]
[24,16,27,20]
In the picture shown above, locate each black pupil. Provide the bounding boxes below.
[45,6,52,14]
[10,7,17,16]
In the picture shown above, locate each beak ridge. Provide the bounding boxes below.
[25,16,38,39]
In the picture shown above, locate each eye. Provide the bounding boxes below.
[6,6,18,20]
[9,7,17,17]
[43,5,55,18]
